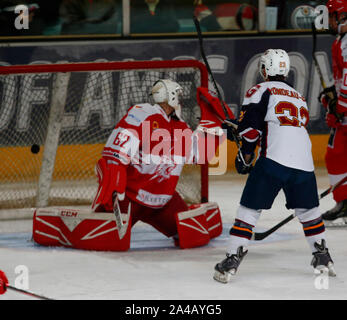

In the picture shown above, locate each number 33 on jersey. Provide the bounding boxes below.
[239,81,314,172]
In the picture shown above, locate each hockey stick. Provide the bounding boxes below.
[193,15,241,148]
[318,175,347,201]
[7,284,54,300]
[252,175,347,241]
[312,22,330,94]
[112,193,131,240]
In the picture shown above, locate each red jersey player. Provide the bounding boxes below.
[91,79,228,250]
[32,79,233,251]
[319,0,347,222]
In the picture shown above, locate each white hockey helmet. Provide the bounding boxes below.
[151,79,183,112]
[259,49,290,80]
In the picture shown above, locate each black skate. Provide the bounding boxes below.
[322,200,347,223]
[311,240,336,277]
[213,247,248,283]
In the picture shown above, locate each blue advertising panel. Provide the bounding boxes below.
[0,34,335,147]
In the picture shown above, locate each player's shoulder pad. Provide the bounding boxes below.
[242,82,270,106]
[124,103,162,127]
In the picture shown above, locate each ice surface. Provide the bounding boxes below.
[0,170,346,300]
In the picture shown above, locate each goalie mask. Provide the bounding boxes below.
[151,79,183,118]
[259,49,290,80]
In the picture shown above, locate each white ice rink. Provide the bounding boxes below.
[0,169,346,300]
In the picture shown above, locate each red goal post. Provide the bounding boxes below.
[0,59,209,213]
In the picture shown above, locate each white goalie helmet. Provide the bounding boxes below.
[259,49,290,80]
[151,79,183,114]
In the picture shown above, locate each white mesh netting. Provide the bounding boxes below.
[0,61,208,210]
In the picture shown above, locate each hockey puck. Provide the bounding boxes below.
[31,144,40,154]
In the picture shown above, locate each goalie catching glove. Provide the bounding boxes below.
[196,87,235,136]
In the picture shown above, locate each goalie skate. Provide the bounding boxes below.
[213,247,248,283]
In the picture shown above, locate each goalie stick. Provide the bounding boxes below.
[112,193,131,240]
[252,175,347,241]
[193,15,241,148]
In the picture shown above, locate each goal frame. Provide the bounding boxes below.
[0,59,209,208]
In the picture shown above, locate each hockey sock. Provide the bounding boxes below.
[227,206,260,255]
[296,207,326,253]
[301,217,326,253]
[228,219,253,254]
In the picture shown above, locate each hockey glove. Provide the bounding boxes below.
[318,86,337,110]
[0,270,8,295]
[222,119,239,142]
[235,149,254,175]
[325,112,342,129]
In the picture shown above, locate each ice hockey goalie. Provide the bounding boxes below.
[32,80,233,251]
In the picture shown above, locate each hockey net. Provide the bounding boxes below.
[0,60,209,215]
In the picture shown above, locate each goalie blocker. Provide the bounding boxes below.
[32,202,222,251]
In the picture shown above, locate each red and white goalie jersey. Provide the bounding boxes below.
[32,86,230,251]
[98,103,201,208]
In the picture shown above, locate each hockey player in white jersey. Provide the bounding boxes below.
[213,49,336,283]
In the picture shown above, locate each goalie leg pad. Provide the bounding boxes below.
[33,207,132,251]
[175,202,223,249]
[176,206,210,249]
[189,202,223,239]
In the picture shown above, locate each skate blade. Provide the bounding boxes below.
[328,262,337,277]
[213,270,234,283]
[314,266,328,276]
[314,263,336,277]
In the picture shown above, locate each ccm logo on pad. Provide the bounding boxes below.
[60,210,78,217]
